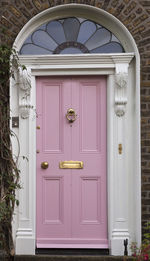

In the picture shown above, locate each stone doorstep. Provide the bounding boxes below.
[14,256,135,261]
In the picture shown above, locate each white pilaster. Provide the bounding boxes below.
[15,69,36,255]
[110,60,131,255]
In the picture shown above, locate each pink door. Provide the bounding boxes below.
[36,76,108,248]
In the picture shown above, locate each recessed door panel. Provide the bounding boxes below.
[42,177,64,224]
[42,83,63,153]
[80,177,101,224]
[80,82,101,152]
[36,76,108,248]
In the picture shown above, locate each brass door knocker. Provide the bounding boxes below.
[66,108,77,123]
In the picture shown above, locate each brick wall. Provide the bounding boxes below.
[0,0,150,233]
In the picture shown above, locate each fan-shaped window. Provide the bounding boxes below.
[19,17,124,55]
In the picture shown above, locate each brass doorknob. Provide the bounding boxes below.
[41,161,49,169]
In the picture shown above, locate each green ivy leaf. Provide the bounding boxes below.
[16,200,19,206]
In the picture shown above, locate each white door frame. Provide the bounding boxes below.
[11,4,141,256]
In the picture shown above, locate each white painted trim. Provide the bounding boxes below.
[18,53,135,65]
[11,4,141,256]
[18,54,134,77]
[11,54,140,255]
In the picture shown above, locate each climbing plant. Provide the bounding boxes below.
[131,221,150,260]
[0,45,21,257]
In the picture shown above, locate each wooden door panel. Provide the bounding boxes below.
[42,177,64,224]
[80,177,101,224]
[79,82,101,152]
[42,83,63,153]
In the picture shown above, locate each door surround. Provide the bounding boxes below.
[11,4,141,256]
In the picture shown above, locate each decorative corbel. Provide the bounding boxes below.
[114,64,128,117]
[15,67,32,119]
[15,67,31,91]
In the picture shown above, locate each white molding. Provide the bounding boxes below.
[11,4,141,256]
[18,54,134,77]
[18,53,134,66]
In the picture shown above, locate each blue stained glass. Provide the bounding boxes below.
[91,42,124,53]
[111,34,120,43]
[85,28,111,50]
[20,44,52,55]
[63,18,80,41]
[38,24,47,30]
[32,30,57,51]
[19,17,125,55]
[77,21,96,44]
[47,21,66,44]
[23,35,32,44]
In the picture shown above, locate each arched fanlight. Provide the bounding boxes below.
[19,17,124,55]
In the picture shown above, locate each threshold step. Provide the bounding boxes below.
[14,255,135,261]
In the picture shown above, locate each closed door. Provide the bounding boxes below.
[36,76,108,248]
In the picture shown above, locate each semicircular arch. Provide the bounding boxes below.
[14,3,139,58]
